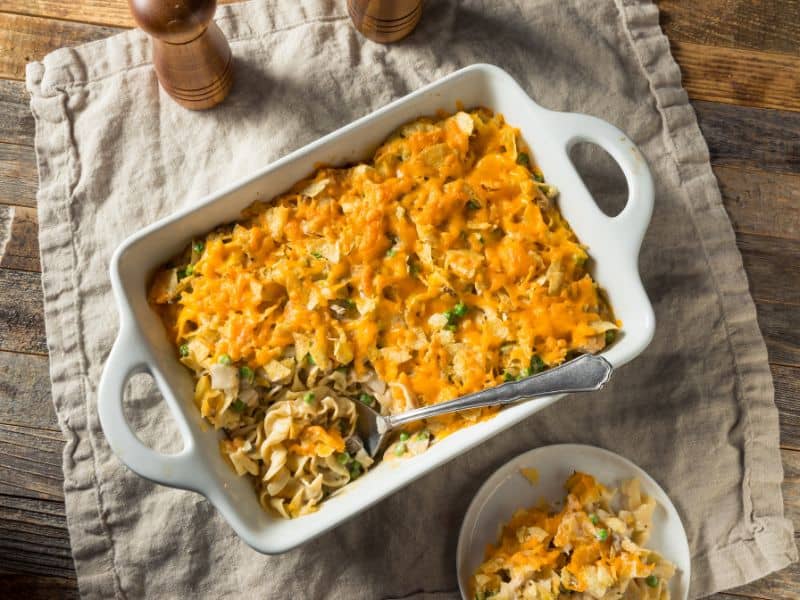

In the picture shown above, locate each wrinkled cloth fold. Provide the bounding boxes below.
[26,0,796,597]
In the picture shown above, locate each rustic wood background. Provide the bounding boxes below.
[0,0,798,597]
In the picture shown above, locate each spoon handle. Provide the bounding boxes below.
[386,354,613,429]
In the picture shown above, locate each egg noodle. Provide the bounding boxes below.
[471,472,675,599]
[148,109,616,518]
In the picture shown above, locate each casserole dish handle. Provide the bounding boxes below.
[98,326,200,490]
[553,113,654,255]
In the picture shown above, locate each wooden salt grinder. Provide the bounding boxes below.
[130,0,233,110]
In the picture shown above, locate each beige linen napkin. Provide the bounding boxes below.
[26,0,796,597]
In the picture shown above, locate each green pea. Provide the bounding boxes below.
[179,344,189,358]
[645,575,659,588]
[453,302,468,317]
[230,399,245,412]
[310,250,323,259]
[516,152,530,167]
[386,248,397,257]
[394,443,406,456]
[303,392,315,404]
[192,241,204,253]
[466,199,481,210]
[596,528,608,541]
[503,372,515,382]
[358,393,375,406]
[239,366,254,382]
[337,452,352,465]
[306,354,315,366]
[218,354,232,365]
[399,432,410,442]
[533,171,545,183]
[529,355,546,374]
[589,514,599,525]
[605,330,617,345]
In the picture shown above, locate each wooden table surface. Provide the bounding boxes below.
[0,1,798,597]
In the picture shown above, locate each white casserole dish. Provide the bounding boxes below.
[98,64,655,554]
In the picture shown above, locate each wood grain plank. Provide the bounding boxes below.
[0,205,39,271]
[738,233,800,306]
[0,143,37,208]
[0,422,64,501]
[715,166,800,240]
[2,0,240,29]
[2,1,134,28]
[0,13,122,81]
[0,80,34,147]
[671,40,800,112]
[0,268,47,355]
[695,101,800,174]
[0,494,71,572]
[0,574,78,599]
[0,546,75,580]
[774,365,800,452]
[758,301,800,368]
[0,351,54,430]
[659,0,800,57]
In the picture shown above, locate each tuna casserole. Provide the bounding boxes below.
[472,472,675,600]
[148,109,617,518]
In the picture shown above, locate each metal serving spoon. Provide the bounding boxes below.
[354,353,613,458]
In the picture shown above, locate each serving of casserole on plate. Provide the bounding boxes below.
[99,64,655,552]
[457,445,691,600]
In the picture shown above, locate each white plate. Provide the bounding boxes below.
[457,444,691,600]
[98,64,655,553]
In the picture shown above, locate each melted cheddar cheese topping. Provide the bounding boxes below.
[472,472,675,599]
[150,108,614,413]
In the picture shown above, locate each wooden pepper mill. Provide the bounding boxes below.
[348,0,423,43]
[129,0,233,110]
